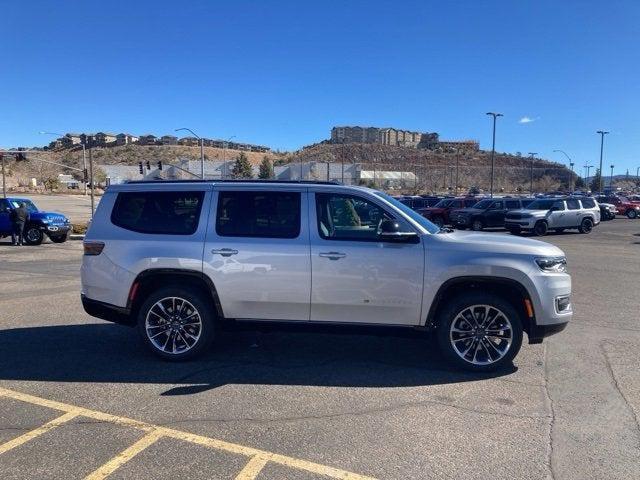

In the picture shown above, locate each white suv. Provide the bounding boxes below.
[81,181,572,371]
[504,197,600,236]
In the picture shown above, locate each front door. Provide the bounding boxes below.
[485,200,506,227]
[310,191,425,325]
[547,200,567,227]
[203,188,311,321]
[0,199,11,234]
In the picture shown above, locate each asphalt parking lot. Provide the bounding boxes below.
[0,220,639,479]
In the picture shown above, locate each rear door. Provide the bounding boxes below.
[203,186,311,321]
[565,198,581,226]
[309,189,424,325]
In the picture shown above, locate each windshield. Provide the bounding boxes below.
[373,191,440,234]
[9,199,38,212]
[433,199,453,208]
[473,199,493,209]
[527,199,555,210]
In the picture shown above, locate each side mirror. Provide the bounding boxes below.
[378,219,419,243]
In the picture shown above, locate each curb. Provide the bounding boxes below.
[70,234,85,241]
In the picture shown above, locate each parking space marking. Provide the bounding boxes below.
[85,430,164,480]
[0,387,376,480]
[234,454,270,480]
[0,409,80,455]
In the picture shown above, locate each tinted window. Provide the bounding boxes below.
[566,198,580,210]
[505,200,520,209]
[112,191,204,235]
[552,200,565,211]
[0,199,9,211]
[316,193,410,241]
[474,199,493,209]
[528,199,554,210]
[580,197,596,208]
[216,191,300,238]
[464,199,478,207]
[491,201,504,209]
[521,199,534,207]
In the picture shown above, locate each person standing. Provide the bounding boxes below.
[11,202,30,246]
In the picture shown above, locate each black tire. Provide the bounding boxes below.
[578,217,593,234]
[432,216,444,227]
[533,221,548,236]
[626,209,637,219]
[471,218,484,231]
[137,286,216,361]
[24,226,44,245]
[49,234,68,243]
[436,292,523,372]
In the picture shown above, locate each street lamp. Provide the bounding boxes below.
[40,131,88,196]
[584,164,594,189]
[553,149,575,192]
[528,153,537,194]
[610,164,615,188]
[222,135,236,179]
[175,128,204,179]
[596,130,609,193]
[486,112,503,197]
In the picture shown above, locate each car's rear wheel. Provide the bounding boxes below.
[436,292,523,372]
[471,219,484,231]
[626,209,637,219]
[137,286,215,361]
[533,221,548,236]
[578,217,593,233]
[24,226,44,245]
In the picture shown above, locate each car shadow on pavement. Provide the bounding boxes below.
[0,323,515,395]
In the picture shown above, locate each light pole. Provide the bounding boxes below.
[486,112,503,197]
[221,135,236,179]
[596,130,609,193]
[610,164,615,188]
[553,149,575,192]
[584,164,594,189]
[40,131,87,196]
[175,128,204,179]
[455,149,460,194]
[528,152,537,194]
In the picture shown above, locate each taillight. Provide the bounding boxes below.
[83,241,105,256]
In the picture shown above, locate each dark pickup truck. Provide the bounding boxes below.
[0,197,72,245]
[450,197,535,231]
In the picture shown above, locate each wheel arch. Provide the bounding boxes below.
[128,269,225,322]
[425,276,535,336]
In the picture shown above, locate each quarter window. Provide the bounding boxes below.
[216,191,300,238]
[580,198,596,208]
[111,191,204,235]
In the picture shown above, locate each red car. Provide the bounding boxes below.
[417,197,480,226]
[596,195,640,219]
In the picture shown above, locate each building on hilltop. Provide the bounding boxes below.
[330,126,439,148]
[436,140,480,154]
[116,133,139,145]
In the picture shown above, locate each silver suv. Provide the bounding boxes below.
[505,197,600,236]
[81,181,572,371]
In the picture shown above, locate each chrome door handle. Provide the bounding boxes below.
[212,248,238,257]
[319,251,346,260]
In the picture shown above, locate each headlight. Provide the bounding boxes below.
[535,256,567,273]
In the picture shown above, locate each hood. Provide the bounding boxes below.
[507,208,547,217]
[432,230,564,257]
[30,211,70,223]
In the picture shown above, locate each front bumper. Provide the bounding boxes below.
[505,219,535,229]
[42,224,72,235]
[528,321,568,344]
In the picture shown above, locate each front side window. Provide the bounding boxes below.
[216,191,300,238]
[111,191,204,235]
[505,200,520,209]
[566,198,580,210]
[552,200,565,211]
[491,201,504,209]
[316,193,409,241]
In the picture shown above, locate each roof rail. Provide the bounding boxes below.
[124,179,342,185]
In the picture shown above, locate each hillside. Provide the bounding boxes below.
[3,142,574,194]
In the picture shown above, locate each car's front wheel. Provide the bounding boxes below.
[533,220,548,236]
[436,292,523,372]
[24,226,44,245]
[432,216,444,227]
[137,286,215,361]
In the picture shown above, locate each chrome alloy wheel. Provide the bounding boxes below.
[449,304,513,365]
[145,297,202,355]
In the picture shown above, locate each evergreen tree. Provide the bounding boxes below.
[231,152,253,179]
[589,168,602,193]
[258,156,274,179]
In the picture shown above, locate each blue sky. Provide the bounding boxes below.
[1,0,638,174]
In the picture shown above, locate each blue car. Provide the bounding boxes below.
[0,197,72,245]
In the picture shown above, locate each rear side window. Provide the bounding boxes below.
[566,198,580,210]
[111,191,204,235]
[580,198,596,208]
[505,200,520,209]
[216,191,300,238]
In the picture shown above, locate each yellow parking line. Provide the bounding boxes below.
[84,430,164,480]
[0,410,80,455]
[235,454,270,480]
[0,386,377,480]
